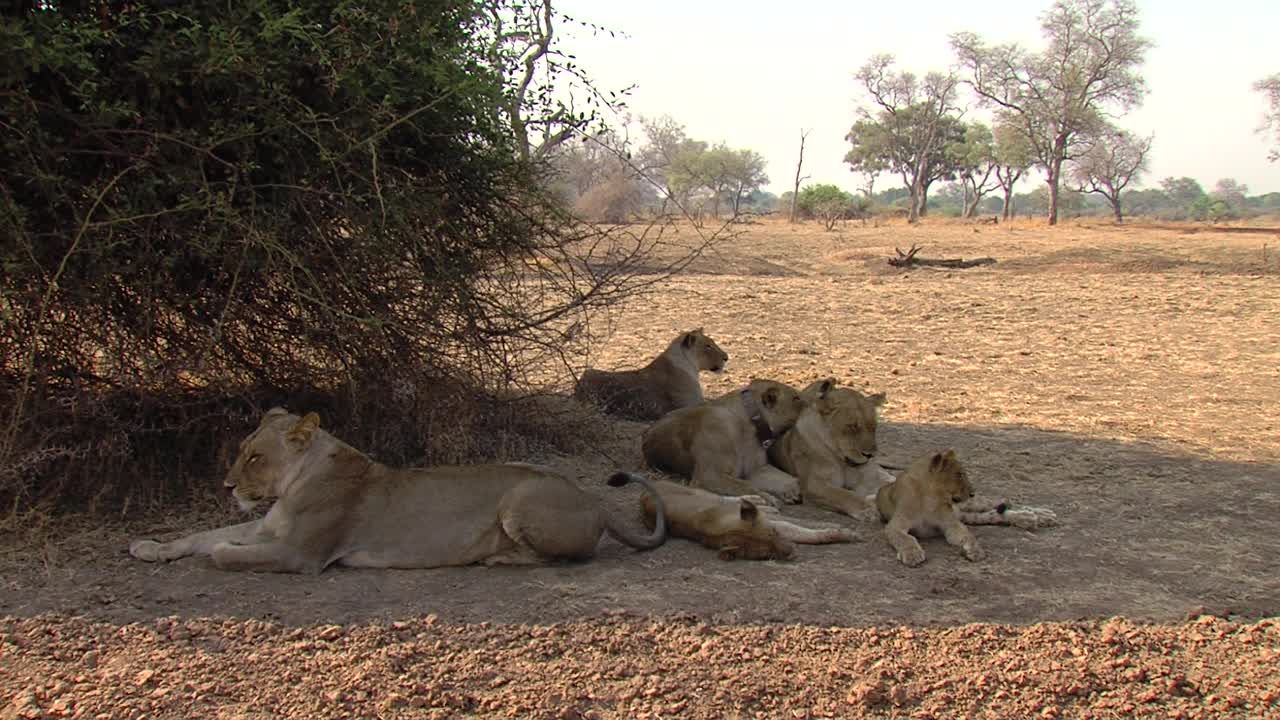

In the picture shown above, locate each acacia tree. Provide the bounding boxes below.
[951,0,1152,225]
[636,115,711,213]
[992,121,1035,219]
[949,122,999,217]
[1069,125,1153,222]
[1255,73,1280,162]
[852,55,962,223]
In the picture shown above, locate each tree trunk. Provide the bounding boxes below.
[964,194,980,218]
[790,130,809,223]
[1047,164,1061,226]
[1001,187,1013,220]
[1111,197,1123,223]
[962,179,972,217]
[907,175,922,224]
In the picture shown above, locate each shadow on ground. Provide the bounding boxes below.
[3,419,1276,629]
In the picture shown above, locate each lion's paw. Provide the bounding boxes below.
[777,478,802,504]
[897,544,926,567]
[962,542,985,562]
[129,539,164,562]
[739,495,780,513]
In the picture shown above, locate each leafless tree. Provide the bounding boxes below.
[790,129,811,223]
[1069,126,1153,222]
[1256,73,1280,162]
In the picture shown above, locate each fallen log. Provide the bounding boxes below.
[888,244,997,269]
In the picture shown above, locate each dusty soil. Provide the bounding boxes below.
[4,613,1278,719]
[3,216,1279,718]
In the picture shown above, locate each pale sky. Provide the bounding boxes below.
[554,0,1279,197]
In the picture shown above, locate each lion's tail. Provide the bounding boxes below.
[603,472,667,550]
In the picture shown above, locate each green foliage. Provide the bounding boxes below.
[797,184,866,230]
[664,141,767,218]
[0,1,655,512]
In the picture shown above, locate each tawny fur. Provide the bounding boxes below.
[769,378,896,517]
[641,379,808,506]
[574,328,728,421]
[129,408,666,574]
[639,480,856,561]
[874,449,985,567]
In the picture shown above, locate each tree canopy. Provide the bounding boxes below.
[952,0,1152,225]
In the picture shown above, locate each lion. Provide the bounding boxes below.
[574,328,728,421]
[639,479,857,561]
[128,408,666,574]
[641,379,807,506]
[874,448,1057,567]
[768,378,896,517]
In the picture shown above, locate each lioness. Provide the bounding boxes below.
[129,408,666,574]
[574,328,728,421]
[641,379,806,505]
[640,479,856,561]
[768,378,896,517]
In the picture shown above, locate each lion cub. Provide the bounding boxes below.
[875,449,984,567]
[574,328,729,421]
[639,480,856,561]
[642,379,807,505]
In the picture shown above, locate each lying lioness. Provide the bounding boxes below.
[641,379,807,505]
[574,328,729,421]
[129,408,666,574]
[768,378,895,517]
[640,479,856,561]
[875,449,1056,567]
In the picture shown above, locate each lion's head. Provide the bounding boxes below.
[923,449,975,505]
[224,407,321,511]
[714,499,795,561]
[679,328,729,373]
[802,378,885,466]
[747,378,807,435]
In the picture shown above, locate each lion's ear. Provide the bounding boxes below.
[739,499,759,521]
[287,412,321,449]
[262,407,289,424]
[868,392,886,408]
[681,332,696,349]
[761,387,778,408]
[929,448,957,472]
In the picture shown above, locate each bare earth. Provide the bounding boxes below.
[3,217,1279,718]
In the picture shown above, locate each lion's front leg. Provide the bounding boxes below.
[940,513,984,562]
[210,541,321,575]
[130,519,264,563]
[744,465,801,504]
[884,517,926,567]
[693,461,780,507]
[801,479,875,518]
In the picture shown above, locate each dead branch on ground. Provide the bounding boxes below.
[888,244,997,269]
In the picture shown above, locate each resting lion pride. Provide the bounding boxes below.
[129,408,666,574]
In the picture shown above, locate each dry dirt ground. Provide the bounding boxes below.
[4,217,1279,718]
